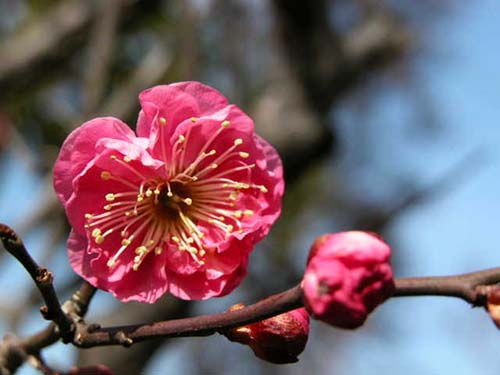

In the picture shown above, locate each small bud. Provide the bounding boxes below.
[486,286,500,329]
[223,304,309,364]
[302,231,395,329]
[66,364,114,375]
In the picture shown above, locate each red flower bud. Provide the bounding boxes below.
[66,365,114,375]
[303,231,395,329]
[486,286,500,329]
[223,304,309,363]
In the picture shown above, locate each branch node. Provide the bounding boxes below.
[86,323,101,333]
[114,331,133,348]
[74,333,83,346]
[39,306,51,320]
[35,269,53,285]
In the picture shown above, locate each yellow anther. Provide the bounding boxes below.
[190,117,197,123]
[84,213,93,220]
[259,185,268,193]
[234,138,243,146]
[226,225,234,232]
[221,120,231,128]
[154,188,161,195]
[104,204,112,211]
[121,239,131,246]
[155,247,163,255]
[244,209,254,217]
[159,117,167,126]
[146,240,155,246]
[178,135,185,143]
[171,236,180,243]
[124,156,132,162]
[145,189,153,197]
[101,171,111,180]
[132,263,140,271]
[199,249,206,256]
[110,155,117,160]
[239,152,249,159]
[167,191,173,197]
[137,194,144,202]
[188,247,198,254]
[234,210,242,219]
[84,224,90,229]
[107,259,116,268]
[211,163,218,169]
[91,229,101,237]
[229,192,239,201]
[95,235,105,244]
[105,193,115,202]
[135,246,148,254]
[183,198,193,205]
[187,237,194,244]
[125,211,132,217]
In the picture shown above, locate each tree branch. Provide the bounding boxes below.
[73,266,500,348]
[394,267,500,305]
[74,285,304,348]
[0,224,73,342]
[1,223,499,356]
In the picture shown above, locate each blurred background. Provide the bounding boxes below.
[0,0,499,374]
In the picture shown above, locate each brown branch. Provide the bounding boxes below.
[0,224,73,342]
[74,267,500,348]
[74,285,304,348]
[0,282,98,374]
[394,267,500,306]
[1,222,499,356]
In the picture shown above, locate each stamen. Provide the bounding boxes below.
[101,171,111,180]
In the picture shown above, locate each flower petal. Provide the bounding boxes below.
[136,82,229,138]
[53,117,135,205]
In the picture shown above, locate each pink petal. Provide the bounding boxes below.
[136,82,229,140]
[53,117,135,205]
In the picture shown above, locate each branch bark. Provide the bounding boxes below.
[74,267,500,348]
[0,224,73,342]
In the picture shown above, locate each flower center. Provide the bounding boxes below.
[157,181,192,220]
[83,117,268,272]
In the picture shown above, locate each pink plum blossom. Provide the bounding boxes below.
[53,82,284,303]
[302,231,395,328]
[224,304,309,364]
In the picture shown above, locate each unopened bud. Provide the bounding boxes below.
[486,286,500,329]
[303,231,395,329]
[66,364,114,375]
[223,304,309,363]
